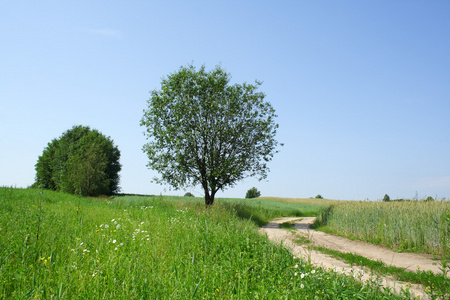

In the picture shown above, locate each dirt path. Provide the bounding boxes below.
[259,217,443,299]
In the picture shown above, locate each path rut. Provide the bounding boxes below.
[259,217,443,299]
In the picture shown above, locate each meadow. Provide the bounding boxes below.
[315,200,450,256]
[0,187,408,299]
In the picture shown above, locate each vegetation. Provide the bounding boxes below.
[0,187,408,299]
[383,194,390,202]
[245,187,261,199]
[184,192,195,197]
[141,64,281,206]
[34,125,121,196]
[315,200,450,256]
[315,194,323,199]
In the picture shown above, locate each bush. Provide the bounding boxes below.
[184,192,195,197]
[315,194,323,199]
[245,187,261,199]
[35,125,121,196]
[383,194,390,202]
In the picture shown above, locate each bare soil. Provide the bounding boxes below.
[259,217,444,299]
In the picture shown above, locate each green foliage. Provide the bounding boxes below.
[425,196,435,202]
[184,192,195,197]
[383,194,390,202]
[245,187,261,199]
[0,188,407,299]
[34,125,121,196]
[141,64,280,206]
[315,194,323,199]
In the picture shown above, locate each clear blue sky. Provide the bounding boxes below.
[1,1,449,200]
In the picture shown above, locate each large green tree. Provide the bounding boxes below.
[34,125,121,196]
[141,64,280,206]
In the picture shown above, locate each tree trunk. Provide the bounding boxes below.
[205,193,214,206]
[203,188,216,206]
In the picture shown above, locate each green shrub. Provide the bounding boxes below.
[315,194,323,199]
[245,187,261,199]
[383,194,390,202]
[35,125,121,196]
[184,192,195,197]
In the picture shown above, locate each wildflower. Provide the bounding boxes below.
[111,219,115,222]
[112,239,116,244]
[311,270,316,274]
[294,264,298,268]
[114,247,118,251]
[116,224,121,229]
[300,284,304,289]
[105,224,109,228]
[294,272,298,276]
[120,242,124,246]
[301,273,306,279]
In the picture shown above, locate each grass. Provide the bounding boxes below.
[0,187,410,299]
[314,200,450,256]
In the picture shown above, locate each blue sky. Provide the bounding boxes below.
[1,1,449,200]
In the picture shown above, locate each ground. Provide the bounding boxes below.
[260,217,443,299]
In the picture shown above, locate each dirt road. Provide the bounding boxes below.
[259,217,443,299]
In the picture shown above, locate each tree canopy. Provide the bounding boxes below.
[34,125,121,196]
[141,64,280,205]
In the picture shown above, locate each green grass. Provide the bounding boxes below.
[0,187,409,299]
[314,201,450,256]
[150,195,329,227]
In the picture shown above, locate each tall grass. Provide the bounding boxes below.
[0,188,408,299]
[158,196,329,226]
[315,200,450,256]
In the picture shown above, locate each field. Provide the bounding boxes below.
[315,200,450,256]
[0,187,408,299]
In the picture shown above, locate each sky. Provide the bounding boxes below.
[1,1,450,201]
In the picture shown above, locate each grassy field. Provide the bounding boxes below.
[315,200,450,256]
[0,187,409,299]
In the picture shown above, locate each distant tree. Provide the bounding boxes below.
[141,64,281,206]
[184,192,195,197]
[383,194,390,202]
[35,125,121,196]
[425,196,435,202]
[245,187,261,199]
[315,194,323,199]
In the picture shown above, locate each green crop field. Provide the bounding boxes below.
[315,200,450,256]
[0,187,410,299]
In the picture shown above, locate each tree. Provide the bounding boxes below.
[383,194,390,202]
[141,64,280,206]
[315,194,323,199]
[34,125,121,196]
[245,187,261,199]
